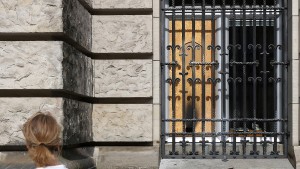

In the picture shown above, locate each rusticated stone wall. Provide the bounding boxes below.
[63,43,93,96]
[94,59,152,97]
[0,0,63,32]
[92,15,152,53]
[0,41,63,89]
[0,98,64,145]
[0,0,159,168]
[93,104,152,141]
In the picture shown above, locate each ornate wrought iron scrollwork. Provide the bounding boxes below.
[248,77,262,83]
[227,44,242,50]
[268,77,282,83]
[207,78,221,85]
[248,44,262,50]
[166,77,180,84]
[227,77,242,83]
[166,45,181,51]
[207,45,222,51]
[187,78,201,84]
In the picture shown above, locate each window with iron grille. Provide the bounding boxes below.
[160,0,288,159]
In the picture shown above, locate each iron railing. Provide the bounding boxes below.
[161,0,288,160]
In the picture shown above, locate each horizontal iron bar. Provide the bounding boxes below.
[162,154,286,159]
[163,132,285,136]
[163,118,287,122]
[163,7,286,11]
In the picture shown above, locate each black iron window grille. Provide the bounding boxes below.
[160,0,288,159]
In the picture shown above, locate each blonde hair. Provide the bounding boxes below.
[22,112,61,167]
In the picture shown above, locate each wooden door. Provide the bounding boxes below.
[168,20,213,134]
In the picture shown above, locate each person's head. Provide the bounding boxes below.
[22,112,61,167]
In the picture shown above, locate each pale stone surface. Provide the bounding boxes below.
[0,98,93,146]
[93,104,152,141]
[92,15,152,53]
[288,59,299,104]
[0,98,64,145]
[0,41,63,89]
[94,59,152,97]
[93,146,159,169]
[153,61,160,104]
[153,0,160,17]
[0,0,63,32]
[160,159,293,169]
[63,0,92,50]
[0,42,92,96]
[152,104,160,144]
[93,0,152,9]
[153,18,160,61]
[288,103,299,146]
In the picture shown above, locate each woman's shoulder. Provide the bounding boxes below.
[36,165,68,169]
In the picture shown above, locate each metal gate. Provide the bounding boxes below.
[160,0,288,159]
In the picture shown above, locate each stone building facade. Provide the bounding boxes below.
[0,0,299,169]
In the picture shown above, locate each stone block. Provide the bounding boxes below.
[62,0,92,50]
[0,0,91,49]
[288,103,300,146]
[0,41,93,96]
[153,17,160,61]
[94,59,152,97]
[0,98,92,146]
[93,146,159,169]
[153,0,160,17]
[0,0,63,32]
[0,98,64,145]
[92,15,152,53]
[92,0,152,9]
[93,104,152,141]
[153,61,160,104]
[0,41,63,89]
[287,59,299,104]
[153,104,160,144]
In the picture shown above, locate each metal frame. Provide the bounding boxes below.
[160,0,289,159]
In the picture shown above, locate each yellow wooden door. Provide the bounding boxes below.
[168,20,213,134]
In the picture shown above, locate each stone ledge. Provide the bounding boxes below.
[92,0,152,9]
[160,159,294,169]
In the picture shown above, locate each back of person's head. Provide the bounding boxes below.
[22,112,61,167]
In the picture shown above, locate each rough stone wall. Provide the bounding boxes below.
[92,15,152,53]
[63,99,93,145]
[92,0,152,9]
[63,0,92,50]
[0,41,63,89]
[0,98,64,145]
[94,59,152,97]
[63,43,93,96]
[0,0,63,32]
[93,104,152,141]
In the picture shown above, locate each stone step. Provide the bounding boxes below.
[159,159,294,169]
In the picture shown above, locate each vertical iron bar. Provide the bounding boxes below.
[262,0,268,156]
[273,0,278,156]
[252,0,258,156]
[232,0,238,156]
[161,0,166,158]
[181,0,187,156]
[221,0,227,159]
[211,0,217,156]
[191,0,196,156]
[242,0,247,156]
[201,0,206,156]
[171,0,176,155]
[282,0,288,157]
